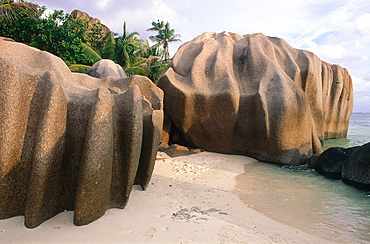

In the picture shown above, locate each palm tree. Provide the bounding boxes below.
[147,20,165,33]
[141,44,169,84]
[101,31,116,60]
[115,22,149,76]
[0,0,41,22]
[147,20,181,61]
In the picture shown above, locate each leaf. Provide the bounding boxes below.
[102,32,116,60]
[68,64,92,73]
[81,42,102,63]
[0,1,41,23]
[125,66,148,76]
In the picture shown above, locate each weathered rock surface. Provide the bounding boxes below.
[158,32,353,165]
[0,39,163,228]
[315,143,370,190]
[71,9,111,34]
[315,147,357,179]
[86,59,127,79]
[342,143,370,190]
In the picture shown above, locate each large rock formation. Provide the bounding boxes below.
[0,39,163,228]
[315,143,370,190]
[342,143,370,190]
[71,10,111,34]
[314,147,357,179]
[158,32,353,165]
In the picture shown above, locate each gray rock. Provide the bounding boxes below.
[86,59,127,79]
[342,142,370,190]
[0,39,163,228]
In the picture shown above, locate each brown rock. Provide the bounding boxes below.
[165,144,191,157]
[158,32,353,165]
[191,149,203,154]
[0,39,163,228]
[71,10,111,34]
[158,141,170,152]
[0,36,14,42]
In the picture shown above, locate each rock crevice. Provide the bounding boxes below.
[0,39,163,228]
[159,32,353,165]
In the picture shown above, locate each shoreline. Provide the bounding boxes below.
[0,152,334,243]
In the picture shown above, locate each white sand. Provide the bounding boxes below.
[0,152,335,243]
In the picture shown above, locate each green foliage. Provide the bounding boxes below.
[0,1,43,43]
[84,22,105,53]
[0,2,179,84]
[115,22,149,76]
[81,43,102,63]
[142,45,171,84]
[0,0,41,23]
[146,58,171,84]
[147,20,181,61]
[69,64,91,73]
[102,32,116,60]
[147,20,165,33]
[0,5,93,65]
[30,10,92,65]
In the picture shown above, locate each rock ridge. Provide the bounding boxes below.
[159,32,353,165]
[0,39,163,228]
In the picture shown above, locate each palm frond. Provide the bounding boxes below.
[131,58,148,67]
[102,32,116,60]
[0,1,41,22]
[69,64,92,73]
[125,66,148,76]
[81,42,102,64]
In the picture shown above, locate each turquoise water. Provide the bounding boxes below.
[237,113,370,243]
[324,113,370,150]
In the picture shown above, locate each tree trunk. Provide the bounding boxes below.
[164,42,169,61]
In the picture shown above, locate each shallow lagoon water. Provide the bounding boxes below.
[324,113,370,150]
[236,113,370,243]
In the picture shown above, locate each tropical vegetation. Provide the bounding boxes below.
[0,0,181,83]
[147,20,181,61]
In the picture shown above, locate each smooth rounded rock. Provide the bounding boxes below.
[158,32,353,165]
[342,142,370,190]
[86,59,127,79]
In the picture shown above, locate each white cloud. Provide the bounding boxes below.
[96,0,111,10]
[355,13,370,39]
[354,94,370,113]
[33,0,370,112]
[352,76,370,91]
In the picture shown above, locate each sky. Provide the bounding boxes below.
[34,0,370,112]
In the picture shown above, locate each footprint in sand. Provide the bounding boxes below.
[217,225,252,243]
[141,227,156,242]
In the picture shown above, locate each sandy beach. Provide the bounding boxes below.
[0,151,334,243]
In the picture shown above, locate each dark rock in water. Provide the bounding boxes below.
[158,32,353,165]
[307,153,320,168]
[315,147,356,179]
[86,59,127,79]
[315,143,369,191]
[342,143,370,190]
[0,39,163,228]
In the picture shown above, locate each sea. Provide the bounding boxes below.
[236,113,370,243]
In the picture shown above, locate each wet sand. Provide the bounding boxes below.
[236,161,370,243]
